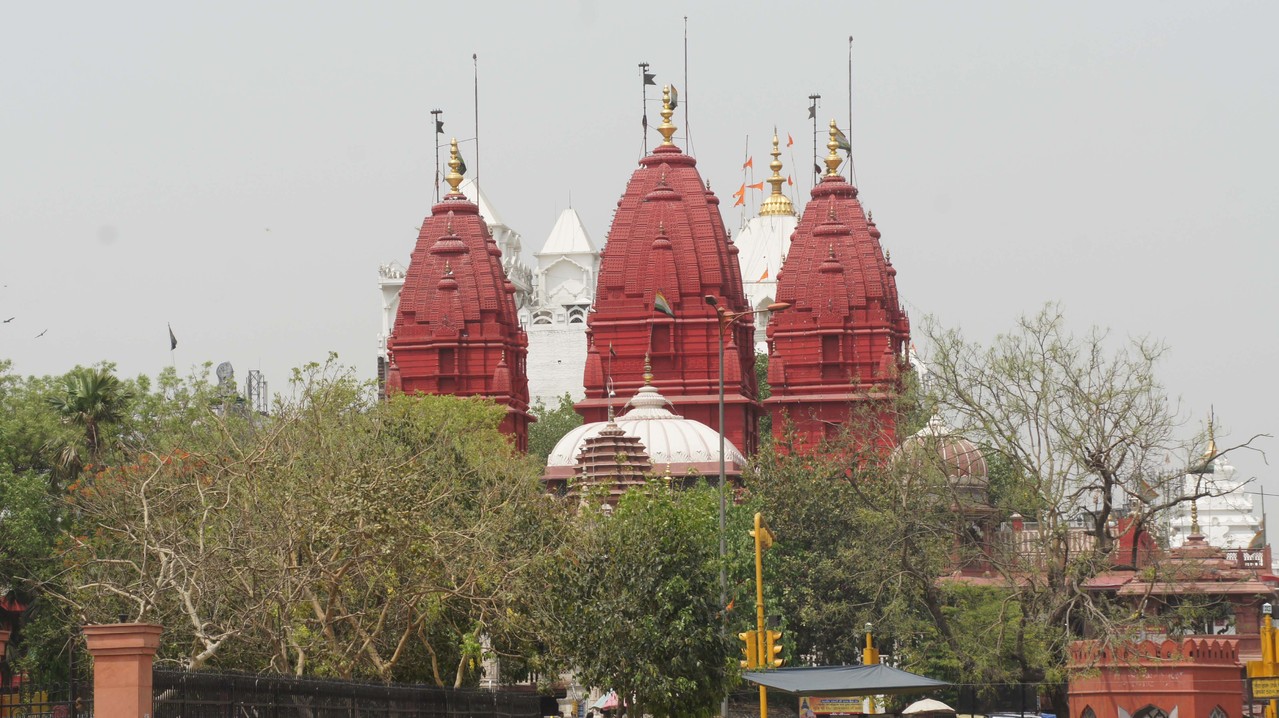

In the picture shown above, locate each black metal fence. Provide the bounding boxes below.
[151,670,544,718]
[0,681,93,718]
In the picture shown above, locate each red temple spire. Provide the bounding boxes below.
[766,120,910,453]
[387,138,532,450]
[578,85,760,453]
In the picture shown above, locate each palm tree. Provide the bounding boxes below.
[47,367,134,464]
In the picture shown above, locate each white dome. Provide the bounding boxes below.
[547,384,746,471]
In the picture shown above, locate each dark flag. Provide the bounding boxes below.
[168,323,177,350]
[435,119,444,134]
[457,153,467,176]
[644,72,656,86]
[642,114,648,129]
[814,163,822,176]
[808,103,816,119]
[669,85,678,111]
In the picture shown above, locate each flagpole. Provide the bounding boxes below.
[847,36,857,186]
[431,108,443,203]
[640,62,651,155]
[472,53,480,187]
[741,134,749,229]
[683,16,691,155]
[808,93,821,195]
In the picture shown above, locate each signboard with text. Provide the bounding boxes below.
[1253,676,1279,699]
[799,696,879,716]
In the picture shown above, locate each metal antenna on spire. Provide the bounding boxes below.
[472,53,480,188]
[684,16,692,155]
[808,93,821,194]
[847,36,858,186]
[640,62,653,155]
[431,108,443,203]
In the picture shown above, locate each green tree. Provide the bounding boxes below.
[543,483,729,718]
[46,365,135,479]
[528,393,584,463]
[65,357,568,682]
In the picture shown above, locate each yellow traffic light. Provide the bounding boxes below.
[751,513,775,550]
[739,630,759,669]
[764,629,784,668]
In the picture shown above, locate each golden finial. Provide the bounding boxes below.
[445,138,465,193]
[827,203,838,222]
[443,260,453,275]
[1204,412,1218,461]
[885,249,892,263]
[825,120,843,176]
[663,463,673,490]
[1191,496,1201,535]
[867,210,874,223]
[657,85,677,146]
[828,244,836,258]
[759,131,795,217]
[643,352,654,385]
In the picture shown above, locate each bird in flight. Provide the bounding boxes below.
[2,316,13,323]
[35,329,47,338]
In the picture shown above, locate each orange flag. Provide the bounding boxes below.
[748,181,765,191]
[787,175,794,186]
[743,156,753,170]
[759,267,770,281]
[786,133,794,147]
[734,194,746,207]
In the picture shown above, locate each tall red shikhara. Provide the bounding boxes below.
[577,85,760,454]
[766,120,910,453]
[386,139,532,451]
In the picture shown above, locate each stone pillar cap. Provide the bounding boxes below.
[83,623,164,656]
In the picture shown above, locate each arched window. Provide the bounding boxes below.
[568,307,586,324]
[532,310,553,325]
[1132,705,1168,718]
[1080,707,1096,718]
[1209,706,1227,718]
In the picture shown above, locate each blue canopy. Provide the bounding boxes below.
[742,664,949,696]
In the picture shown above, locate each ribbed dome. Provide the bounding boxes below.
[895,417,989,503]
[547,383,745,473]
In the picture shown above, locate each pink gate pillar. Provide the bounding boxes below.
[83,623,163,718]
[0,627,10,660]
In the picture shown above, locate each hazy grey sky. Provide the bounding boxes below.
[2,2,1275,485]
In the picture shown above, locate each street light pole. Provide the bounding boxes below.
[705,295,790,718]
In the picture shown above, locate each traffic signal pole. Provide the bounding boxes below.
[755,513,769,718]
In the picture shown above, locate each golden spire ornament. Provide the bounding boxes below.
[759,131,795,217]
[445,138,465,193]
[825,120,844,177]
[657,85,678,146]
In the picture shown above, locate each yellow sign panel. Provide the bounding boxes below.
[800,696,876,716]
[1253,677,1279,699]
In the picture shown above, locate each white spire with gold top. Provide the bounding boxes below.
[734,132,798,345]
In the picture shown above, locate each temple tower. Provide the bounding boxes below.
[387,139,532,450]
[766,121,910,452]
[578,85,760,453]
[735,133,799,342]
